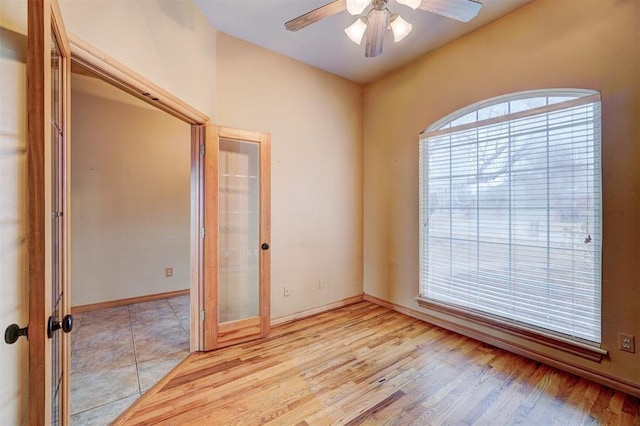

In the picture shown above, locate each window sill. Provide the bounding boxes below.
[416,297,607,363]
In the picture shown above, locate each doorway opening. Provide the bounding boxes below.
[59,33,209,424]
[29,22,271,423]
[68,69,192,422]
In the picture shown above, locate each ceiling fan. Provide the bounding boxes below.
[285,0,482,58]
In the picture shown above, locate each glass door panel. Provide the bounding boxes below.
[50,31,64,426]
[203,125,270,351]
[218,138,260,323]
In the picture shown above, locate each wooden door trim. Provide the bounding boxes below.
[27,1,50,423]
[51,0,69,53]
[203,124,219,349]
[28,0,72,423]
[190,125,206,351]
[259,131,271,337]
[67,34,208,125]
[218,317,262,347]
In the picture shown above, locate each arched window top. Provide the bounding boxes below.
[423,89,600,134]
[418,87,603,347]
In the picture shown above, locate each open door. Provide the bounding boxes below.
[28,0,72,424]
[203,125,271,350]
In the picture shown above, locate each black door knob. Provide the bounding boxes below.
[4,324,28,344]
[47,314,73,338]
[261,243,270,250]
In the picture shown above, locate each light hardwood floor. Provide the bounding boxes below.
[115,302,640,425]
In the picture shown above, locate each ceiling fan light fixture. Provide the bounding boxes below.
[346,0,372,15]
[396,0,422,10]
[345,18,368,45]
[390,15,412,42]
[285,0,484,58]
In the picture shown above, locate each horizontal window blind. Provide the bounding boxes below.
[419,92,602,344]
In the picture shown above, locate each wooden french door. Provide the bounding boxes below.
[203,125,271,350]
[28,0,72,424]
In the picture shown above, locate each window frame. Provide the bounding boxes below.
[416,89,607,362]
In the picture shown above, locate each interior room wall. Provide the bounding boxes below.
[363,0,640,389]
[1,1,214,419]
[59,0,217,120]
[71,74,191,306]
[0,3,28,422]
[215,33,364,321]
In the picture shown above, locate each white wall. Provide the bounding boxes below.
[0,2,27,423]
[59,0,217,120]
[363,0,640,389]
[216,34,364,320]
[71,74,191,306]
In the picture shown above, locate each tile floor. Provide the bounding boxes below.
[70,295,190,425]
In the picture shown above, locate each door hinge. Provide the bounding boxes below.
[200,227,205,239]
[200,310,205,321]
[200,144,205,156]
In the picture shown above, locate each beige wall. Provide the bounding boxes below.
[59,0,217,120]
[71,74,191,306]
[363,0,640,387]
[4,0,638,421]
[216,34,364,320]
[0,3,28,422]
[0,1,214,420]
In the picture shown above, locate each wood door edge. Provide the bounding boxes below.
[203,124,219,350]
[27,0,51,424]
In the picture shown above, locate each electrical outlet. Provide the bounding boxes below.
[284,286,290,297]
[165,267,173,278]
[318,279,325,289]
[619,333,635,353]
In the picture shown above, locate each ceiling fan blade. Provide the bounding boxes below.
[285,0,347,32]
[418,0,482,23]
[365,9,388,58]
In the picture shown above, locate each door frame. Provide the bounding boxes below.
[27,0,71,424]
[28,17,211,424]
[67,35,211,352]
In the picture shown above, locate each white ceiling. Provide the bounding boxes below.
[194,0,535,84]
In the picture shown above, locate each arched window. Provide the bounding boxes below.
[418,90,602,348]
